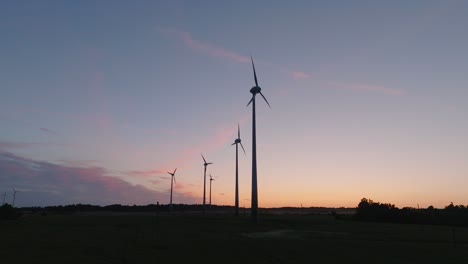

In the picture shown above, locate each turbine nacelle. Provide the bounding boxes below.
[201,154,212,166]
[234,138,241,144]
[250,86,261,94]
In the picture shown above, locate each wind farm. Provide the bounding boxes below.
[2,1,468,263]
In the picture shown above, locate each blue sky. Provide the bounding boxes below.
[1,1,467,208]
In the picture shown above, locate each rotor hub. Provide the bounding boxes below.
[250,86,261,94]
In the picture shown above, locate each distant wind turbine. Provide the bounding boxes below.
[167,168,177,212]
[201,154,213,214]
[209,174,215,206]
[247,56,271,223]
[12,188,19,207]
[232,124,246,216]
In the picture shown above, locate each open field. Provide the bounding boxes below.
[1,212,468,264]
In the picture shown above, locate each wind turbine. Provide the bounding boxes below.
[247,57,271,223]
[167,168,177,212]
[201,154,212,214]
[12,188,19,207]
[209,174,215,206]
[232,124,246,216]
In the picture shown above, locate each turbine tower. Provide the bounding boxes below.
[232,124,246,216]
[12,188,19,207]
[201,154,212,214]
[247,57,271,223]
[209,174,215,206]
[167,168,177,212]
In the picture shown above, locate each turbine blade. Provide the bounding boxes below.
[232,142,236,146]
[173,175,176,184]
[247,96,254,107]
[174,168,177,174]
[251,56,258,87]
[238,123,240,139]
[207,162,213,165]
[259,92,271,108]
[240,142,246,155]
[201,154,207,163]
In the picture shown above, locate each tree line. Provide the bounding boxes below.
[355,198,468,227]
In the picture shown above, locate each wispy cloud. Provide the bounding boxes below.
[157,27,250,63]
[291,71,311,80]
[40,127,58,135]
[56,159,99,167]
[157,27,406,97]
[0,151,198,206]
[0,141,68,150]
[326,81,405,96]
[128,169,165,177]
[166,118,248,170]
[157,27,311,80]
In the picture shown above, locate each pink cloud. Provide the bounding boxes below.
[291,71,311,80]
[128,169,165,177]
[157,27,313,80]
[56,159,99,167]
[167,117,249,170]
[173,182,186,190]
[327,81,405,96]
[0,151,198,206]
[149,179,161,185]
[157,27,250,63]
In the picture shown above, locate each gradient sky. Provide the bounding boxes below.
[1,1,467,208]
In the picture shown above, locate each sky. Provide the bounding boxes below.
[1,0,467,208]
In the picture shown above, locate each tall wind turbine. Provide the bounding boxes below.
[12,188,19,207]
[167,168,177,212]
[201,154,212,214]
[209,174,215,206]
[232,124,246,216]
[247,57,271,222]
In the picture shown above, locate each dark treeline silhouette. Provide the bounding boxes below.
[355,198,468,227]
[0,204,20,220]
[16,203,353,216]
[18,203,235,214]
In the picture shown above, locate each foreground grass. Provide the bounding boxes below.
[1,212,467,264]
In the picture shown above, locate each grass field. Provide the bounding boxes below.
[1,212,467,264]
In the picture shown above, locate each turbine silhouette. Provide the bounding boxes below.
[201,154,213,214]
[167,168,177,212]
[209,174,215,206]
[232,124,246,216]
[12,188,19,207]
[247,57,270,223]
